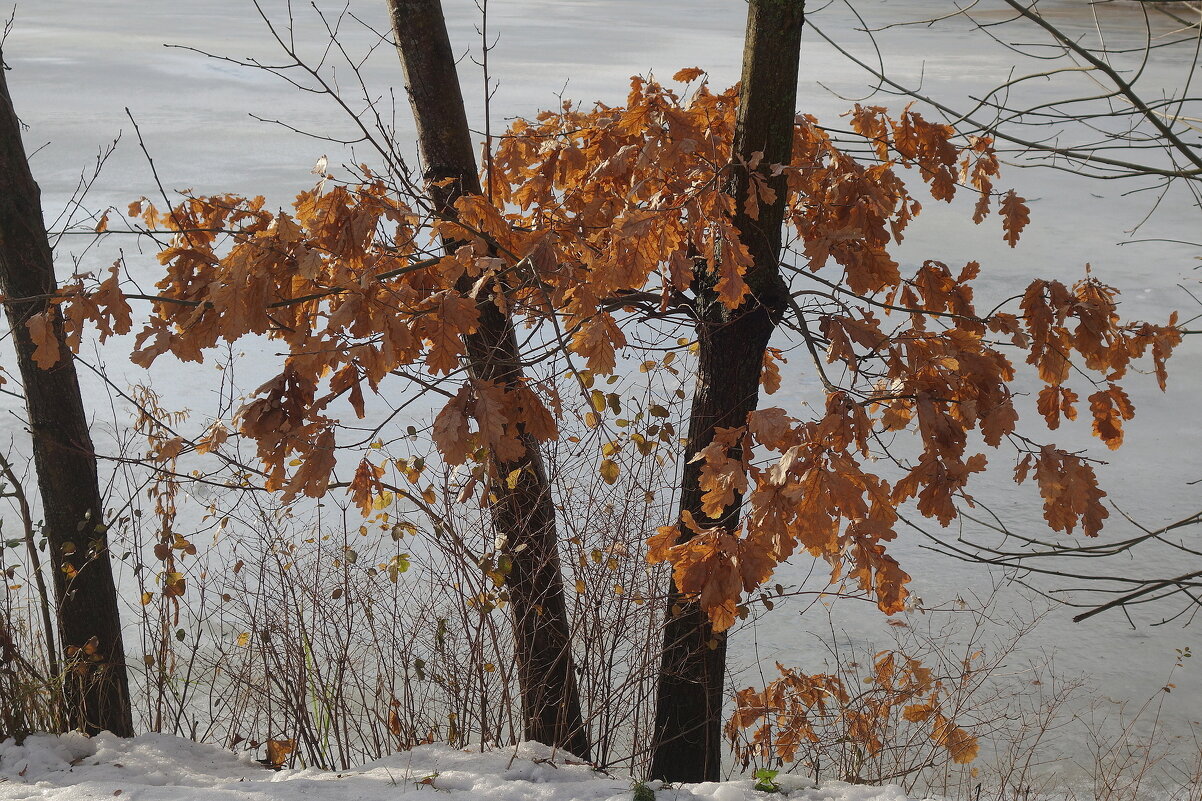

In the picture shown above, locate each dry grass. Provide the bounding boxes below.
[1,379,1200,798]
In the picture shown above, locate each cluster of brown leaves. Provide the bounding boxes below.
[43,70,1180,632]
[48,181,562,505]
[728,652,979,773]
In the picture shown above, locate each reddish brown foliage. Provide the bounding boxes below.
[728,652,980,770]
[43,72,1179,633]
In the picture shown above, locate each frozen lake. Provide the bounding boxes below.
[4,0,1201,786]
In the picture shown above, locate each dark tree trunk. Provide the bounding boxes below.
[650,0,805,782]
[388,0,590,760]
[0,57,134,736]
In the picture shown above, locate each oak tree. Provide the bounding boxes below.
[0,48,134,736]
[35,0,1180,774]
[387,0,589,759]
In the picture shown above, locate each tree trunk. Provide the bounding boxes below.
[388,0,590,760]
[0,57,134,737]
[650,0,805,782]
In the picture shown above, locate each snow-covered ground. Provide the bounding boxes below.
[0,734,909,801]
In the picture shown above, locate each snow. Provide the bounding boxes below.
[0,733,914,801]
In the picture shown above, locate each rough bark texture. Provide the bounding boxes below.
[0,58,134,737]
[388,0,590,760]
[650,0,805,782]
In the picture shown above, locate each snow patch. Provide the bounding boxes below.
[0,733,916,801]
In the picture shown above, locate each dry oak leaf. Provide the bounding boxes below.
[264,738,295,770]
[1031,445,1107,536]
[746,407,795,451]
[349,458,386,516]
[571,313,627,374]
[1036,384,1079,430]
[661,530,740,632]
[1088,383,1134,450]
[27,311,62,370]
[511,383,559,443]
[1000,190,1029,247]
[280,428,337,502]
[195,422,229,455]
[421,292,478,375]
[692,427,748,518]
[760,348,784,394]
[473,379,526,463]
[672,67,706,83]
[648,511,778,633]
[433,386,473,467]
[931,714,980,764]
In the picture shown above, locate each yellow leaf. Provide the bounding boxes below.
[505,468,522,489]
[236,632,250,647]
[600,459,620,484]
[162,572,186,598]
[265,738,295,769]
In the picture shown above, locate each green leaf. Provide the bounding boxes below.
[753,769,781,793]
[387,553,411,582]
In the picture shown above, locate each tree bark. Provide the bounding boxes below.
[0,57,134,736]
[388,0,590,759]
[650,0,805,782]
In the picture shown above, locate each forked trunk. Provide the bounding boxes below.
[650,0,805,781]
[388,0,591,759]
[0,54,134,737]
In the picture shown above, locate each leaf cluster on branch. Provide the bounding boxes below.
[33,71,1181,635]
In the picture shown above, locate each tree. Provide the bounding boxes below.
[387,0,589,759]
[650,0,804,781]
[0,49,133,736]
[43,0,1180,773]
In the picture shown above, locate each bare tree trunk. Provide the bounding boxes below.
[0,56,134,737]
[388,0,590,759]
[650,0,805,782]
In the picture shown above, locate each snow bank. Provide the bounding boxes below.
[0,733,914,801]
